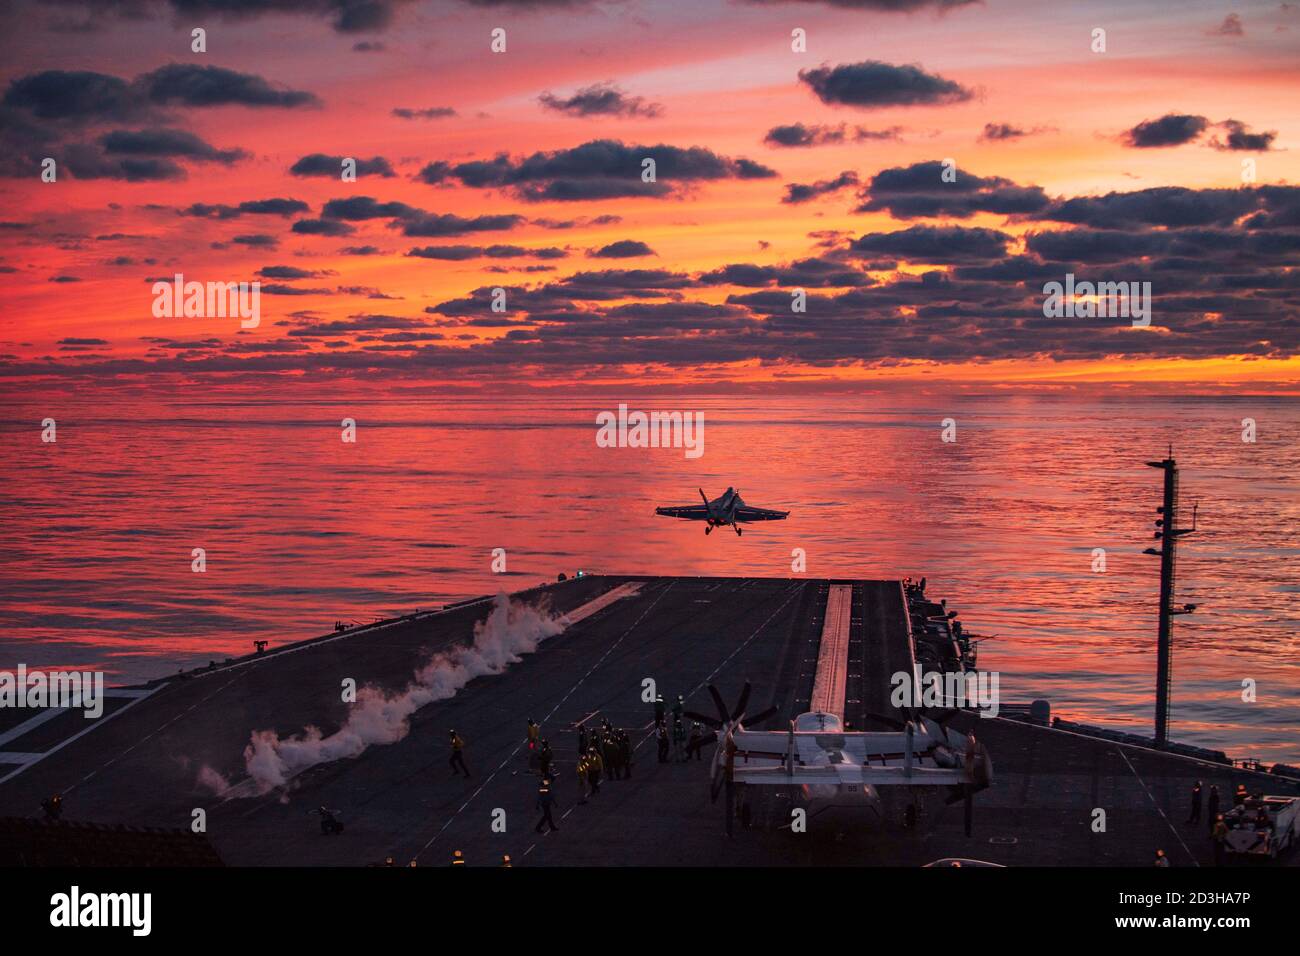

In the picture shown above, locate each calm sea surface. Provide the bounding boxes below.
[2,393,1296,763]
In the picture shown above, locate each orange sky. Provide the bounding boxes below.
[1,0,1298,394]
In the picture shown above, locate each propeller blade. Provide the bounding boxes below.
[743,705,778,727]
[684,711,722,729]
[708,685,729,724]
[733,682,752,721]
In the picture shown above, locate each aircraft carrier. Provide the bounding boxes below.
[1,574,1296,866]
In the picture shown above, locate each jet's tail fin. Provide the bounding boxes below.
[699,488,709,507]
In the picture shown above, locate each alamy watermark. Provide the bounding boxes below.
[152,273,260,329]
[0,665,105,718]
[890,665,1000,718]
[1042,273,1150,327]
[595,403,704,459]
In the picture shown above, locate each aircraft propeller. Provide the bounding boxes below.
[682,682,782,834]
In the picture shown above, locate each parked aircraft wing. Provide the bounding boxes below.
[730,764,969,786]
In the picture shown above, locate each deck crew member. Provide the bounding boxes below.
[1152,849,1169,867]
[606,730,623,780]
[587,748,603,794]
[535,779,559,833]
[1206,785,1221,833]
[1211,814,1228,865]
[1186,780,1203,824]
[451,849,466,866]
[577,754,590,804]
[538,739,554,779]
[657,725,670,763]
[449,730,470,777]
[617,730,633,778]
[686,722,707,761]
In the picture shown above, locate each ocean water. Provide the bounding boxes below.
[1,393,1296,763]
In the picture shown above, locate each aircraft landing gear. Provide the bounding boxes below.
[735,525,743,536]
[705,525,712,535]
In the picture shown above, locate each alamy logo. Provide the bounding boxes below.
[50,886,151,936]
[0,665,105,718]
[595,403,704,459]
[152,272,260,329]
[890,665,1000,718]
[1042,273,1150,327]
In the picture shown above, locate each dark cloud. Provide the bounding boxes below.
[258,265,329,279]
[532,215,622,229]
[181,198,310,218]
[763,123,905,147]
[321,196,420,220]
[587,240,655,258]
[407,244,566,259]
[783,170,859,204]
[1210,119,1276,152]
[2,70,140,121]
[848,224,1011,262]
[406,245,483,261]
[262,283,332,295]
[433,139,777,201]
[978,122,1052,142]
[1122,113,1209,148]
[538,83,662,119]
[100,127,246,163]
[401,212,526,237]
[287,314,428,337]
[764,123,845,147]
[60,147,185,181]
[37,0,410,33]
[231,233,277,247]
[291,218,356,236]
[392,106,457,120]
[291,154,395,177]
[138,64,319,108]
[1037,186,1266,229]
[697,256,873,288]
[854,161,1050,218]
[798,61,973,109]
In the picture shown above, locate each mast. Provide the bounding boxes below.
[1143,447,1197,747]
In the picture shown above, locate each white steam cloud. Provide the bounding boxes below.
[226,593,566,796]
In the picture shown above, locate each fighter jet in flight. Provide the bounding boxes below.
[655,487,789,536]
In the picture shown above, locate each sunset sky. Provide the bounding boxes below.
[1,0,1297,394]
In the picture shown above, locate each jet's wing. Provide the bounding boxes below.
[655,504,710,520]
[733,505,790,522]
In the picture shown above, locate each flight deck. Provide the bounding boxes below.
[0,575,1295,867]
